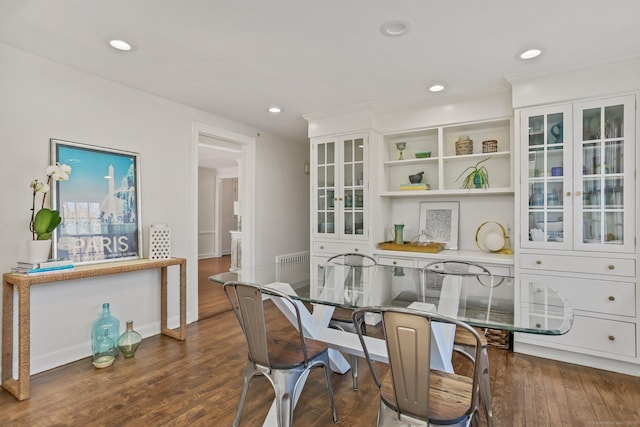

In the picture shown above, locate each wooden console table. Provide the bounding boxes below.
[2,257,186,400]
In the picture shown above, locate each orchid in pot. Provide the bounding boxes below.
[29,163,72,241]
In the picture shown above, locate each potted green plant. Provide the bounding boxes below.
[456,157,490,189]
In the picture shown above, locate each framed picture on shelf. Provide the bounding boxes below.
[50,139,142,264]
[418,201,459,250]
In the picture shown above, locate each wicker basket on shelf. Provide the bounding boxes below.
[455,135,473,155]
[482,139,498,153]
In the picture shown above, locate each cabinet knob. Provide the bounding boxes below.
[608,265,615,270]
[608,295,615,301]
[566,191,572,196]
[334,197,338,201]
[354,248,359,252]
[608,335,615,341]
[392,261,397,265]
[320,245,324,250]
[575,191,582,196]
[536,323,541,328]
[338,197,343,201]
[535,260,542,265]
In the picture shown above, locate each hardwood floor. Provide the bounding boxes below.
[1,304,638,426]
[198,256,233,319]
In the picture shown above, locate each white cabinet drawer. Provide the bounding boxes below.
[376,257,415,268]
[521,254,635,277]
[313,241,369,255]
[526,315,637,357]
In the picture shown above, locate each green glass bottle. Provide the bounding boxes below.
[91,303,120,356]
[117,320,142,358]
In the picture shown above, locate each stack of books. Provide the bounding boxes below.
[399,183,430,191]
[11,258,74,276]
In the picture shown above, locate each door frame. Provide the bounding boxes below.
[191,122,255,322]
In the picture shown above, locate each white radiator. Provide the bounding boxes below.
[275,251,310,285]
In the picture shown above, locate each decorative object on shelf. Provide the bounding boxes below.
[395,142,406,160]
[529,185,544,206]
[149,224,171,260]
[412,229,430,245]
[456,157,490,189]
[408,171,424,183]
[482,140,497,153]
[455,135,473,155]
[391,224,405,245]
[418,201,459,250]
[399,183,429,191]
[414,151,431,158]
[51,139,142,264]
[117,320,142,358]
[475,221,512,254]
[91,303,120,358]
[551,166,563,176]
[93,326,116,368]
[529,228,546,242]
[28,163,72,262]
[378,241,444,253]
[550,122,563,143]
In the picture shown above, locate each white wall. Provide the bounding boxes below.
[0,43,309,374]
[197,167,216,258]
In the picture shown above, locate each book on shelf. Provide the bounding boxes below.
[399,183,430,191]
[11,263,75,275]
[16,258,73,269]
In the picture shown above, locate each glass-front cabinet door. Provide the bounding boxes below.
[312,133,368,240]
[314,138,336,237]
[521,95,634,253]
[521,105,573,250]
[573,95,634,253]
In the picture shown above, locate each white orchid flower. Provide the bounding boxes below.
[47,163,71,181]
[30,180,50,193]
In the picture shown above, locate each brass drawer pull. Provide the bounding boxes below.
[320,245,324,250]
[354,248,359,252]
[536,260,542,265]
[392,261,397,265]
[608,296,615,301]
[608,265,615,270]
[608,335,615,341]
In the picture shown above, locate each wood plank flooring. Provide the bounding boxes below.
[198,256,233,319]
[1,303,638,426]
[2,260,640,425]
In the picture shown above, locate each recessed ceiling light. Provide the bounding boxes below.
[268,106,282,113]
[429,84,445,92]
[519,48,542,60]
[109,39,133,51]
[380,20,412,37]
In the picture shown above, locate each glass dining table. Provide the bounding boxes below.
[210,260,573,336]
[211,260,573,427]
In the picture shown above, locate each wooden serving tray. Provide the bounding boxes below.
[377,241,444,253]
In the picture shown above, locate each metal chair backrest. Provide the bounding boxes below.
[322,253,377,305]
[224,281,308,369]
[353,306,482,423]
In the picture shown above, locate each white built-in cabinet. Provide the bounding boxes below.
[515,94,639,375]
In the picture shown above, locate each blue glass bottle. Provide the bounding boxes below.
[91,303,120,356]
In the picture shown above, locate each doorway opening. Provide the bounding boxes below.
[191,123,255,321]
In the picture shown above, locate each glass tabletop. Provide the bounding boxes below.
[210,261,573,335]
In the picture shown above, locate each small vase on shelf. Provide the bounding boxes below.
[117,320,142,358]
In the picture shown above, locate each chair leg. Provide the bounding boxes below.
[321,357,339,422]
[232,362,257,427]
[350,354,358,390]
[479,347,493,427]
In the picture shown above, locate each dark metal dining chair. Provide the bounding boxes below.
[224,281,338,427]
[422,260,494,427]
[322,252,378,390]
[353,306,482,426]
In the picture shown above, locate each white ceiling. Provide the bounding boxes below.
[2,0,639,148]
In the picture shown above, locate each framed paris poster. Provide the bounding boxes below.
[50,139,142,264]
